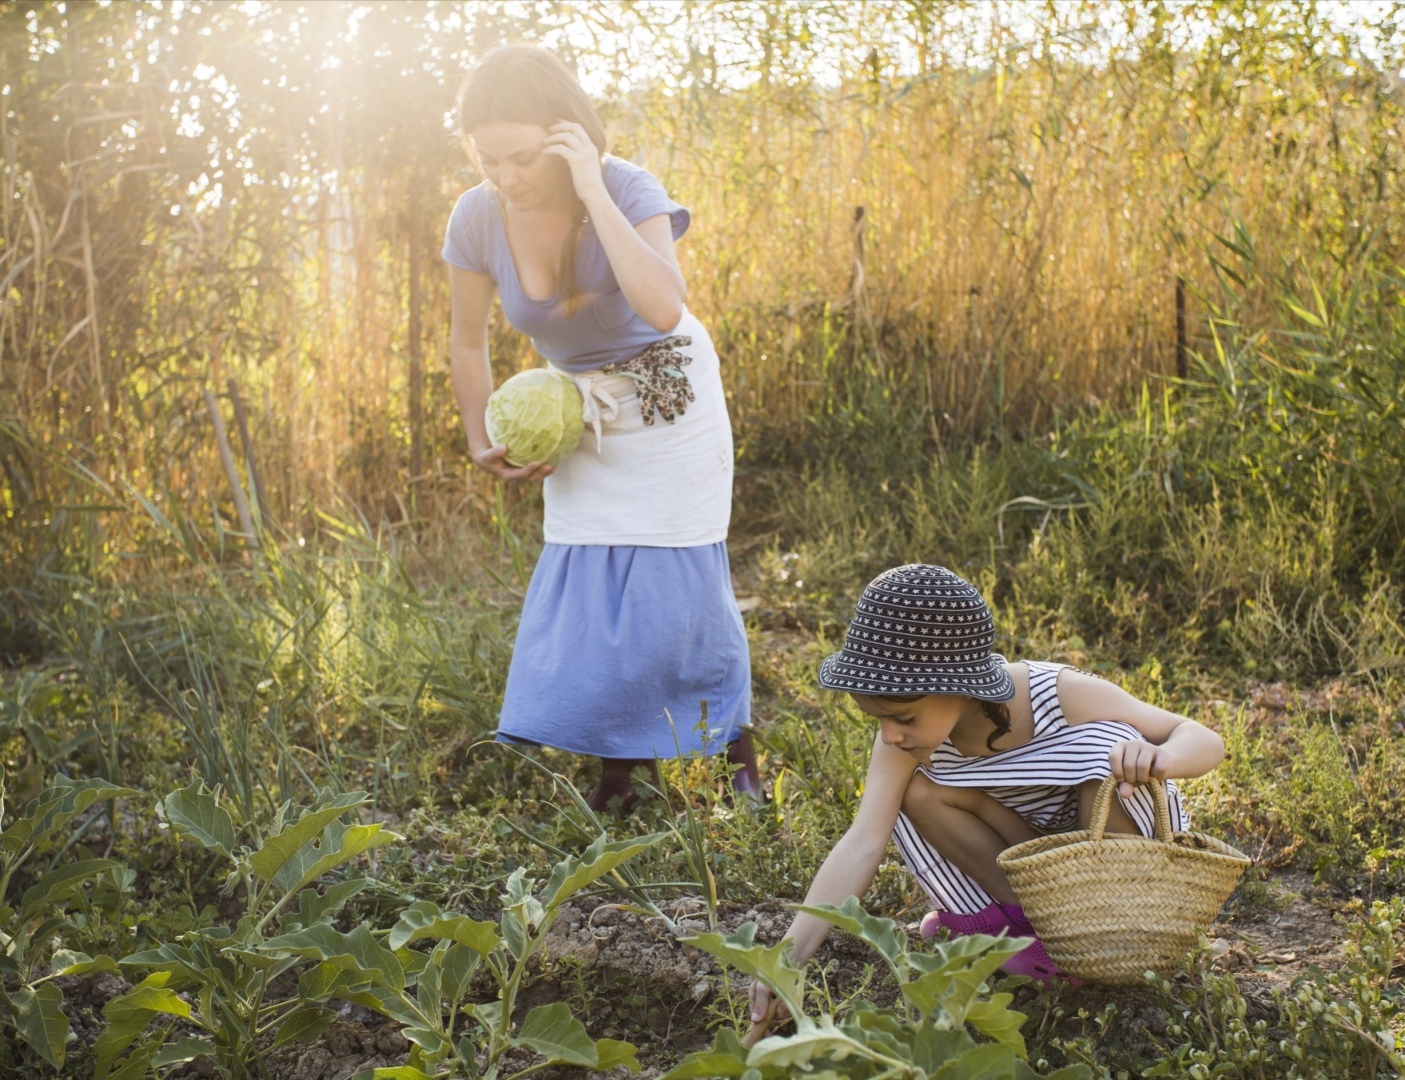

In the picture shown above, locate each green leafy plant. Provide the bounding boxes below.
[1143,900,1405,1080]
[270,830,668,1080]
[662,896,1092,1079]
[341,831,668,1072]
[95,780,398,1079]
[0,770,139,1070]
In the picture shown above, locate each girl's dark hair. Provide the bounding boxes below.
[861,693,1012,753]
[457,45,607,314]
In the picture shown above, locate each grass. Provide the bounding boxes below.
[2,5,1405,1075]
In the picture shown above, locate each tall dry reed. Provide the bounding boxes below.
[1,1,1400,550]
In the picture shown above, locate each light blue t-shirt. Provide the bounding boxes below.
[441,157,690,373]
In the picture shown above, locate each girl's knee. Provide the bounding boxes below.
[901,775,966,817]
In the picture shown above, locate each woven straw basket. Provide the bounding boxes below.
[996,776,1251,984]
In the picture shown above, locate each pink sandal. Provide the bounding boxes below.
[998,903,1084,986]
[919,902,1010,939]
[920,902,1084,987]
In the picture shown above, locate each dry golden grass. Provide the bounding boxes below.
[1,2,1400,536]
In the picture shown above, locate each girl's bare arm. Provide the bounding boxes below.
[747,734,915,1020]
[1058,668,1225,796]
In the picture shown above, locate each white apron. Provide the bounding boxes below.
[544,309,733,547]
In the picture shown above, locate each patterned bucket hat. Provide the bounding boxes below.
[818,564,1015,700]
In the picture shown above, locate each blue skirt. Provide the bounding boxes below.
[496,542,751,758]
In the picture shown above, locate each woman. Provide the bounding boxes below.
[442,44,761,810]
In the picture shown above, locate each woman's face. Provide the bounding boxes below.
[470,120,570,211]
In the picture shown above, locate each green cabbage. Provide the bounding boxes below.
[484,368,584,467]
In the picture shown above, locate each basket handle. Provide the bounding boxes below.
[1088,774,1173,842]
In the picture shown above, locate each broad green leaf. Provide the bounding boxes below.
[24,915,71,952]
[966,993,1027,1054]
[335,986,426,1029]
[4,777,138,855]
[682,923,805,1020]
[501,904,531,961]
[401,1025,451,1055]
[436,942,481,1003]
[541,832,669,910]
[388,900,501,954]
[94,1015,150,1079]
[593,1037,641,1072]
[50,949,121,977]
[152,1038,215,1066]
[1042,1068,1094,1080]
[904,933,1028,1024]
[263,922,404,992]
[747,1017,871,1071]
[397,946,430,981]
[931,1042,1021,1079]
[515,1002,597,1067]
[104,979,195,1024]
[912,1026,977,1073]
[299,959,377,1001]
[119,941,215,984]
[95,973,190,1080]
[20,858,124,917]
[840,1002,909,1061]
[269,819,397,898]
[793,897,906,971]
[415,961,442,1019]
[157,781,236,859]
[249,792,368,884]
[14,983,70,1068]
[224,946,289,972]
[278,878,370,932]
[503,866,534,904]
[105,1042,161,1080]
[350,1069,435,1080]
[273,1005,338,1047]
[464,999,504,1032]
[658,1027,750,1079]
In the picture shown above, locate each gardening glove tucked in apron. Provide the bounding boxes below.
[601,335,695,425]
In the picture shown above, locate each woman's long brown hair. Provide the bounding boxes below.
[456,45,607,314]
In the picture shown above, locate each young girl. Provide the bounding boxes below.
[747,563,1226,1025]
[442,45,761,809]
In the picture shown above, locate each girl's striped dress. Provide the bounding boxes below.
[893,661,1189,915]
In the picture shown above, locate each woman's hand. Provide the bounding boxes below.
[542,121,606,205]
[743,981,788,1049]
[1108,740,1173,799]
[471,443,555,483]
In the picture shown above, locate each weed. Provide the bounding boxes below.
[1141,900,1405,1078]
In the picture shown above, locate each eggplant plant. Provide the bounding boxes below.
[662,896,1093,1080]
[288,831,669,1079]
[96,780,399,1079]
[0,770,139,1071]
[100,776,666,1080]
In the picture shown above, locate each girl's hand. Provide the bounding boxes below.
[471,443,555,484]
[542,121,606,204]
[1108,740,1172,799]
[743,981,788,1049]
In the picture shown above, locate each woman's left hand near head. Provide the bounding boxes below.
[543,121,606,204]
[1108,740,1172,800]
